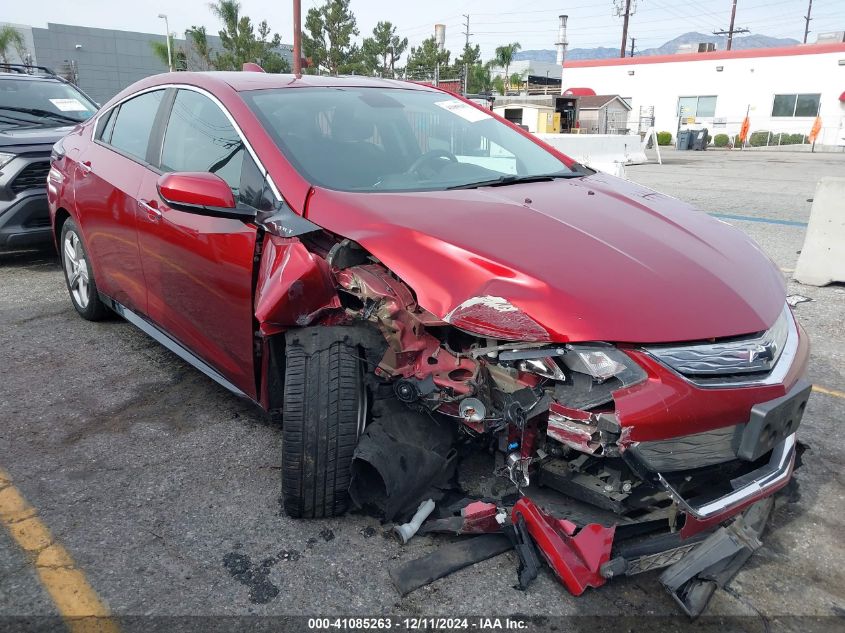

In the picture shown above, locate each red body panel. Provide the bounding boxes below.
[254,234,340,336]
[513,497,615,596]
[69,140,149,312]
[305,174,785,344]
[135,170,259,398]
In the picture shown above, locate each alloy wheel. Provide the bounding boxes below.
[63,230,90,309]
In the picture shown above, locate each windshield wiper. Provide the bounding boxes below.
[447,172,582,190]
[0,106,81,124]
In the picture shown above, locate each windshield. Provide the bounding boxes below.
[243,87,578,192]
[0,78,97,129]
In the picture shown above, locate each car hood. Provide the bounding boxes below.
[0,125,73,148]
[306,173,785,343]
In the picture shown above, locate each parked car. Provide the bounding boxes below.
[48,72,809,559]
[1,65,97,249]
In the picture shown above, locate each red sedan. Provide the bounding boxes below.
[48,72,809,596]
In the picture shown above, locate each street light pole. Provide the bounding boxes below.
[158,13,173,72]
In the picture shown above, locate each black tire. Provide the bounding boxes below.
[59,218,108,321]
[281,329,365,518]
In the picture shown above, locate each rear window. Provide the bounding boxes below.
[0,78,97,130]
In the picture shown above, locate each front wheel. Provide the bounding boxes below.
[281,329,367,518]
[60,219,108,321]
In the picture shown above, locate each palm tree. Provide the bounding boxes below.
[494,42,521,92]
[0,26,26,65]
[186,26,214,70]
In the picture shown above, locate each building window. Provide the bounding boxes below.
[772,93,821,117]
[677,95,717,118]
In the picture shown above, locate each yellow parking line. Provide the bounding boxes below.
[0,468,119,633]
[813,384,845,400]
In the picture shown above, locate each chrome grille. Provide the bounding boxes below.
[643,305,794,386]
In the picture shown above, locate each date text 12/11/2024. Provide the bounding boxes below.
[307,617,529,630]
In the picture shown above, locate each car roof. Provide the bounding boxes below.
[146,71,438,93]
[0,72,62,82]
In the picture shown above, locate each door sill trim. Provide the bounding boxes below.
[100,293,252,402]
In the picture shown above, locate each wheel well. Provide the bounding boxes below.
[54,208,71,246]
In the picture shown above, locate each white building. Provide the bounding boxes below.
[559,42,845,147]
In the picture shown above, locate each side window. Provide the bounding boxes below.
[107,90,165,161]
[160,89,245,192]
[239,153,274,211]
[95,108,115,141]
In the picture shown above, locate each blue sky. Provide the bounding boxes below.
[5,0,845,61]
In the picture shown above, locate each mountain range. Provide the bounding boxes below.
[513,32,801,62]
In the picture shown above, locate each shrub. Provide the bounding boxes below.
[713,133,730,147]
[784,133,807,145]
[656,131,672,146]
[749,130,771,147]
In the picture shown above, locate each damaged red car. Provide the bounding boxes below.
[48,72,810,612]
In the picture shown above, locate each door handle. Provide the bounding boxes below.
[78,160,92,176]
[138,199,162,221]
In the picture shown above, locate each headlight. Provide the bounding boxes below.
[562,344,645,383]
[0,151,15,171]
[51,138,66,161]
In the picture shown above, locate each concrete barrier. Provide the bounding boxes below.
[794,177,845,286]
[535,133,648,172]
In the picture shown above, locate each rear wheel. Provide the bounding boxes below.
[60,219,108,321]
[281,329,367,518]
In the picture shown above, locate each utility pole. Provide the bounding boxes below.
[713,0,750,51]
[615,0,634,58]
[630,37,635,57]
[803,0,813,44]
[462,14,472,95]
[293,0,302,75]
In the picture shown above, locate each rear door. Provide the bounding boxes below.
[72,88,167,312]
[135,87,259,398]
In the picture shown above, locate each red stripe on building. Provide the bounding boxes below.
[562,42,845,69]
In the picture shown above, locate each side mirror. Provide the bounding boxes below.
[157,172,254,220]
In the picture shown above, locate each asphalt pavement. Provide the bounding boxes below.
[1,148,843,630]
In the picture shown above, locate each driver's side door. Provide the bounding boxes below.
[135,87,259,398]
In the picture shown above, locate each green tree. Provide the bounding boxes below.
[186,26,214,70]
[208,0,289,72]
[361,21,407,77]
[0,25,27,65]
[492,75,505,95]
[454,42,481,68]
[149,35,187,70]
[494,42,521,90]
[302,0,359,75]
[405,36,450,79]
[466,63,492,94]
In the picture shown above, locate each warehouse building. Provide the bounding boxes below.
[560,41,845,147]
[1,22,292,104]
